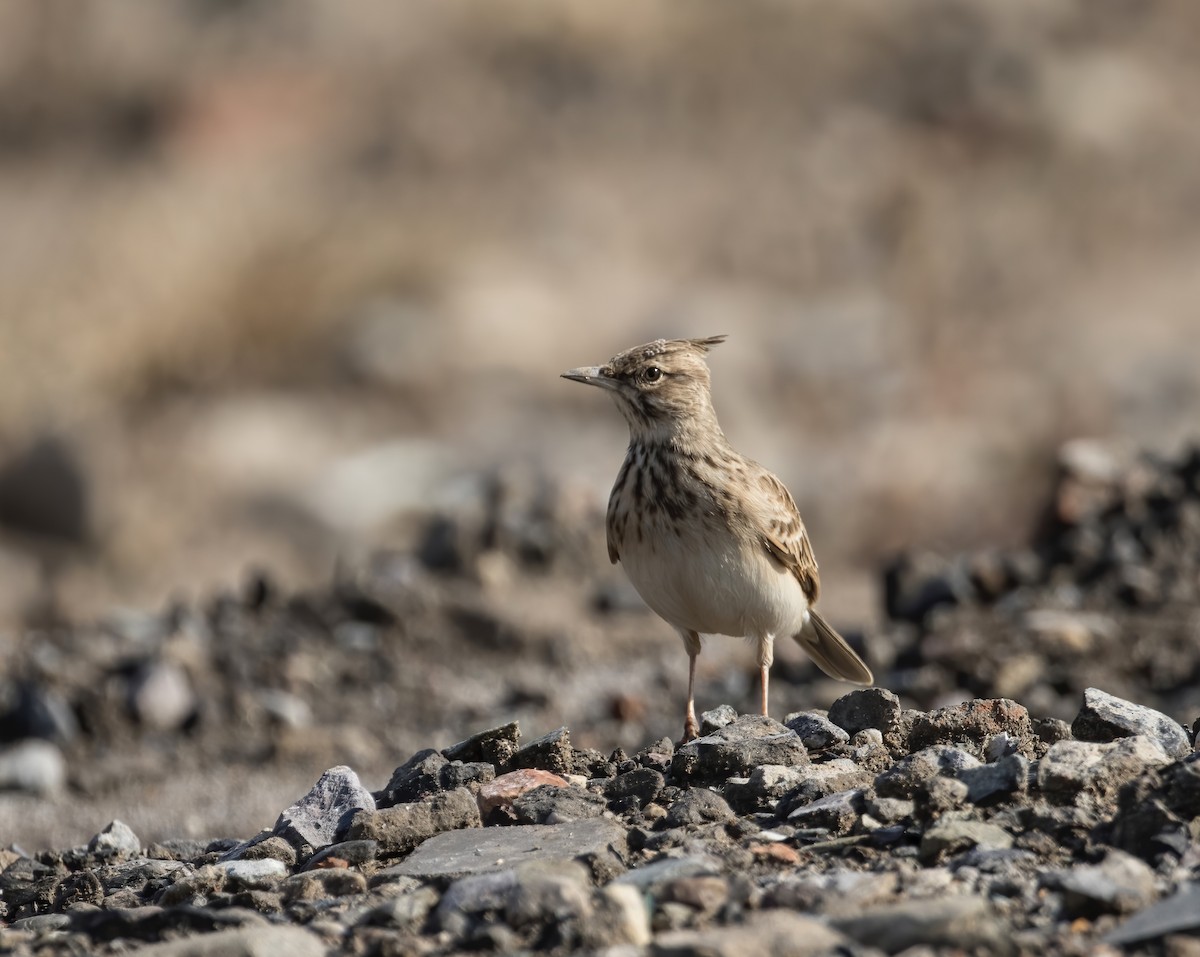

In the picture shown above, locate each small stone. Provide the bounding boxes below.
[442,721,521,767]
[635,737,674,773]
[908,698,1032,757]
[348,787,480,855]
[664,789,735,828]
[957,754,1030,805]
[280,868,367,902]
[604,768,664,808]
[655,909,847,957]
[379,749,449,805]
[0,740,66,795]
[1037,736,1172,808]
[128,661,195,731]
[478,768,568,817]
[361,886,440,929]
[583,884,651,947]
[787,788,865,834]
[784,712,851,750]
[124,925,327,957]
[615,855,722,892]
[1104,883,1200,946]
[274,766,375,852]
[1044,849,1156,917]
[660,875,729,913]
[510,727,572,774]
[920,819,1013,863]
[217,859,288,890]
[304,840,376,870]
[88,820,141,857]
[503,862,593,928]
[394,818,628,880]
[874,745,981,799]
[832,895,1004,953]
[1072,688,1190,759]
[828,689,901,736]
[513,785,608,825]
[700,704,739,734]
[672,715,807,784]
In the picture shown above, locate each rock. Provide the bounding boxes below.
[274,765,375,852]
[11,912,72,932]
[1104,883,1200,946]
[635,737,674,773]
[304,839,376,870]
[393,818,627,880]
[1037,736,1172,808]
[787,788,865,834]
[874,745,981,799]
[724,764,806,811]
[119,925,326,957]
[783,711,850,750]
[672,715,807,784]
[513,784,608,824]
[0,739,66,795]
[1108,752,1200,861]
[700,704,738,734]
[614,855,722,892]
[348,787,479,855]
[0,436,90,545]
[831,895,1006,954]
[956,754,1030,805]
[128,662,196,732]
[1072,687,1190,759]
[1043,849,1156,917]
[280,868,367,902]
[503,861,593,929]
[829,688,902,736]
[442,721,521,767]
[583,884,651,947]
[920,819,1013,863]
[908,698,1033,757]
[379,748,449,804]
[0,682,78,744]
[217,859,288,890]
[604,767,664,808]
[360,885,439,929]
[478,768,568,817]
[88,820,141,856]
[664,788,735,827]
[654,909,847,957]
[224,835,297,866]
[660,875,729,913]
[509,726,572,774]
[882,551,970,624]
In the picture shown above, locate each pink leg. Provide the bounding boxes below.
[680,629,701,743]
[760,663,770,716]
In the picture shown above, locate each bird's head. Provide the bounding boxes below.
[562,335,726,441]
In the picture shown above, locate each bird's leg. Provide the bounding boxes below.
[760,663,769,716]
[757,636,774,719]
[680,629,702,743]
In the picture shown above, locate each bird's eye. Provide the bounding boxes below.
[643,366,663,383]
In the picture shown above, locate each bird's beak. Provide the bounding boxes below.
[561,365,619,391]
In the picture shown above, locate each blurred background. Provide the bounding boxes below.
[2,0,1200,848]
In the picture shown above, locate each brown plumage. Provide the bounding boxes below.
[563,335,872,741]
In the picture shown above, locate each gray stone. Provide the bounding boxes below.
[361,885,439,929]
[874,745,981,798]
[129,925,326,957]
[128,661,195,731]
[88,820,141,856]
[216,859,288,889]
[699,704,739,734]
[509,726,572,775]
[920,819,1013,863]
[831,895,1005,953]
[775,759,873,813]
[11,913,71,932]
[956,754,1029,805]
[513,784,608,825]
[503,861,593,928]
[665,788,735,827]
[0,739,66,795]
[908,698,1033,757]
[280,868,367,902]
[1037,736,1171,807]
[1072,687,1190,759]
[654,909,847,957]
[1104,882,1200,946]
[672,715,807,784]
[274,765,375,851]
[724,764,807,811]
[349,787,479,855]
[604,767,664,807]
[394,818,627,880]
[303,839,377,869]
[380,748,449,804]
[1045,849,1156,917]
[787,788,865,834]
[583,884,651,947]
[614,855,722,892]
[442,721,520,767]
[784,711,851,750]
[828,688,901,736]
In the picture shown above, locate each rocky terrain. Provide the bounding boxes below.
[2,442,1200,955]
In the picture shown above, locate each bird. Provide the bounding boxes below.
[562,335,872,741]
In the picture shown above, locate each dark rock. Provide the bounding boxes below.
[832,896,1008,954]
[908,698,1033,757]
[1033,717,1072,746]
[224,836,296,866]
[393,818,628,880]
[303,839,376,870]
[0,436,90,545]
[510,726,572,775]
[348,787,479,856]
[783,711,850,750]
[883,551,972,624]
[875,745,981,799]
[664,788,735,828]
[513,784,608,825]
[1104,883,1200,946]
[1042,849,1156,917]
[378,748,449,805]
[829,688,902,737]
[634,737,674,774]
[274,765,375,852]
[442,721,521,768]
[0,682,78,745]
[502,862,593,930]
[672,715,807,784]
[1072,687,1190,759]
[1107,752,1200,862]
[604,767,664,808]
[787,788,865,834]
[957,754,1030,805]
[359,886,439,930]
[280,868,367,902]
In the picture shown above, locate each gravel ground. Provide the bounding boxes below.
[2,442,1200,954]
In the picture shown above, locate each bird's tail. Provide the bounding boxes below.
[792,609,873,685]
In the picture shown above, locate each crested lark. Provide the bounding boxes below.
[563,335,872,741]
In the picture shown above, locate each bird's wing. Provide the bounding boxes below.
[752,468,821,603]
[606,523,620,564]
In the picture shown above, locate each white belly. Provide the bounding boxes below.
[619,516,810,639]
